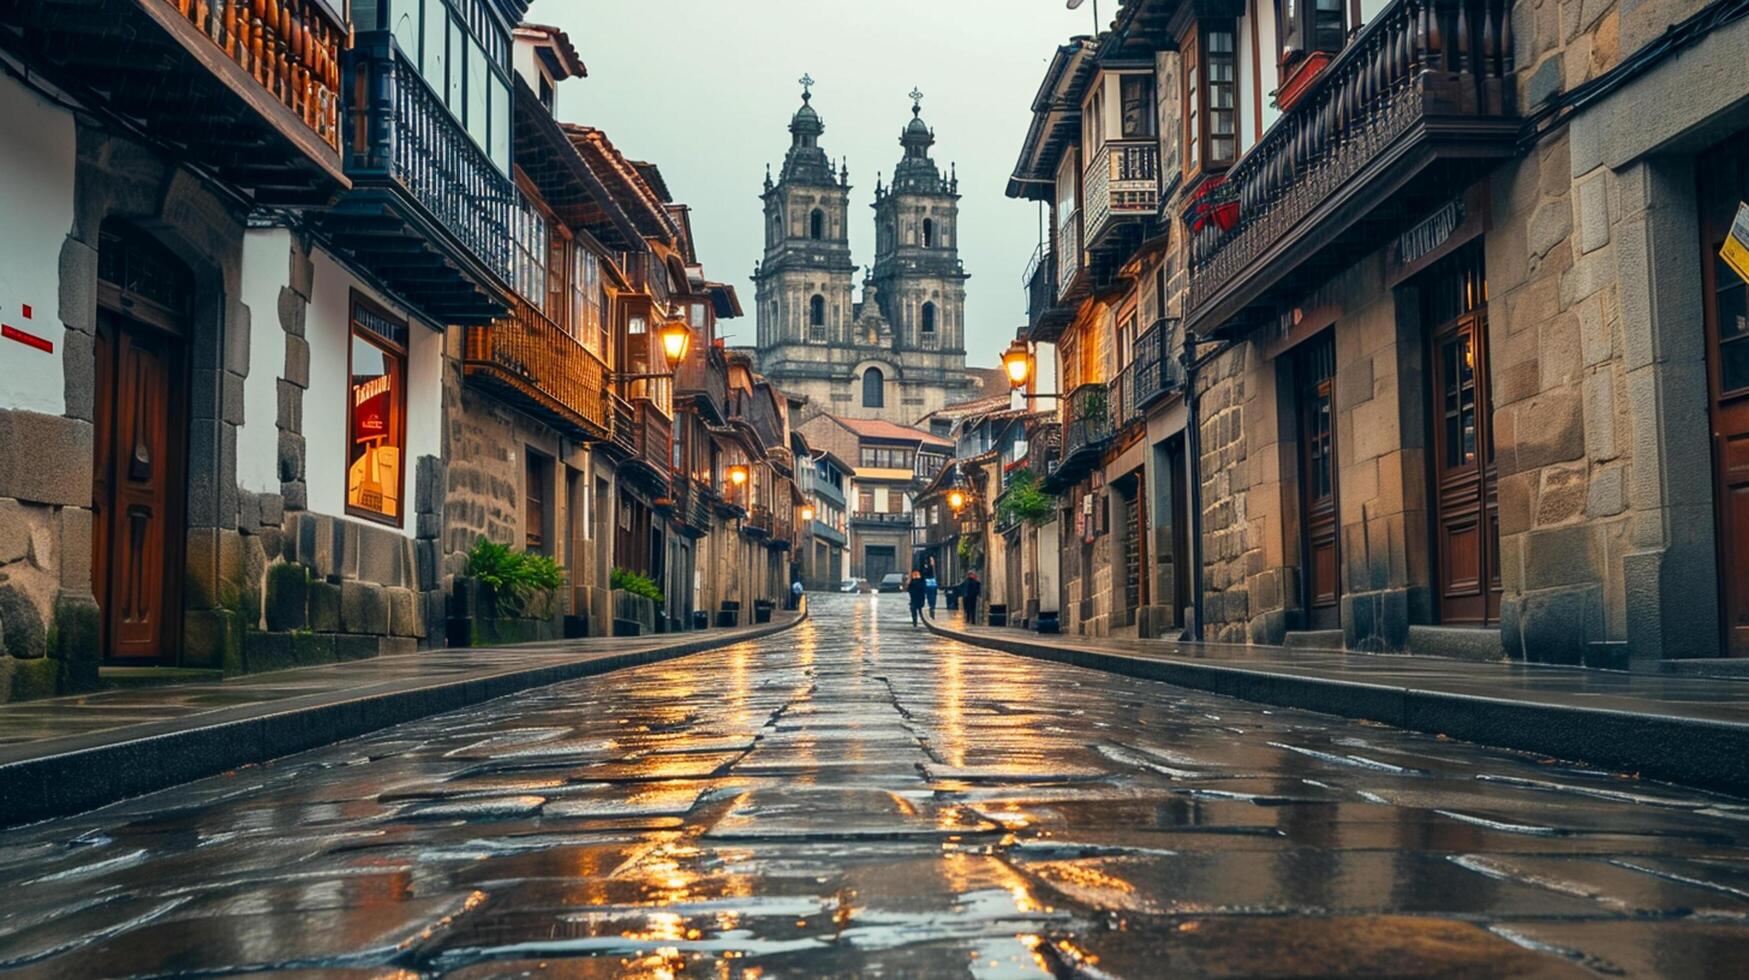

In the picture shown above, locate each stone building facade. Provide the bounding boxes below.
[755,85,979,425]
[1003,0,1749,668]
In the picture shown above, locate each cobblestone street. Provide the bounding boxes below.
[4,595,1749,977]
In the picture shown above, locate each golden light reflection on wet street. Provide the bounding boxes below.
[4,594,1749,976]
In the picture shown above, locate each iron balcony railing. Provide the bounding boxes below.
[463,296,611,440]
[1109,362,1142,433]
[1083,140,1160,249]
[851,511,913,526]
[347,34,513,284]
[1056,208,1082,302]
[1186,0,1519,327]
[1132,317,1187,411]
[1024,242,1063,339]
[1057,382,1112,471]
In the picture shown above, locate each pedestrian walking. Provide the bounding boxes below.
[960,571,982,626]
[906,569,928,627]
[789,578,804,611]
[922,556,939,616]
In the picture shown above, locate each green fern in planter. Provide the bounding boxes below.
[997,470,1058,527]
[465,537,565,617]
[611,567,665,605]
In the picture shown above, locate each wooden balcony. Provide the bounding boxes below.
[675,344,729,425]
[672,477,714,539]
[4,0,348,202]
[1083,140,1160,254]
[744,504,774,538]
[322,33,514,327]
[462,296,611,442]
[1185,0,1520,335]
[618,396,672,497]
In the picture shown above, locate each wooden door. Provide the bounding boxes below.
[93,310,186,661]
[1121,482,1145,621]
[1296,334,1341,628]
[1429,309,1502,625]
[1700,135,1749,655]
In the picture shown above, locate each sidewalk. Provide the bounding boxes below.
[926,615,1749,795]
[0,611,804,827]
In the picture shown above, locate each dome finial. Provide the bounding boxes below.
[800,72,816,103]
[908,86,924,116]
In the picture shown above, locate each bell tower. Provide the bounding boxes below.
[869,89,967,356]
[755,75,857,365]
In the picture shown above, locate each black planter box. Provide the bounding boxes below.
[692,611,711,630]
[988,604,1008,627]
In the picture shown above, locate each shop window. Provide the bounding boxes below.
[347,295,409,524]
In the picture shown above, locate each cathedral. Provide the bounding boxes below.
[753,80,980,425]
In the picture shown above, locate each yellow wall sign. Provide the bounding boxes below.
[1723,202,1749,286]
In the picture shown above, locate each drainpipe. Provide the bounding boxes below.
[1180,330,1231,643]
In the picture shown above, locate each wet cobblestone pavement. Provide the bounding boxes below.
[5,595,1749,977]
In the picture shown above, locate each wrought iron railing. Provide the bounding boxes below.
[1109,362,1142,433]
[1132,317,1186,410]
[464,296,611,438]
[851,511,912,526]
[1084,140,1160,247]
[1056,208,1081,302]
[348,35,513,282]
[1061,382,1112,463]
[165,0,345,151]
[1187,0,1517,315]
[1025,243,1057,334]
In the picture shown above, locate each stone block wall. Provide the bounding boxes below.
[1485,131,1629,662]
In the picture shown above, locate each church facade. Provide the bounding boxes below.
[754,82,979,425]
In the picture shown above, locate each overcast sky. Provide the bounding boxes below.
[541,1,1101,367]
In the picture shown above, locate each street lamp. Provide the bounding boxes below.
[612,320,693,382]
[1002,340,1032,390]
[727,464,749,488]
[801,505,816,522]
[947,489,967,513]
[1001,339,1065,397]
[659,321,691,370]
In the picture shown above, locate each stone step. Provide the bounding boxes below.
[1406,625,1504,662]
[99,666,224,689]
[1282,630,1345,652]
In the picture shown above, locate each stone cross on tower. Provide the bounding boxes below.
[909,87,925,113]
[799,73,815,100]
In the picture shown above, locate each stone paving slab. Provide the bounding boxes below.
[925,615,1749,795]
[0,612,804,828]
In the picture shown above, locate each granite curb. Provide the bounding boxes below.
[0,612,805,828]
[926,617,1749,796]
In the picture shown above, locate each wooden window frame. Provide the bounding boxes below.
[1181,20,1239,179]
[345,291,410,528]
